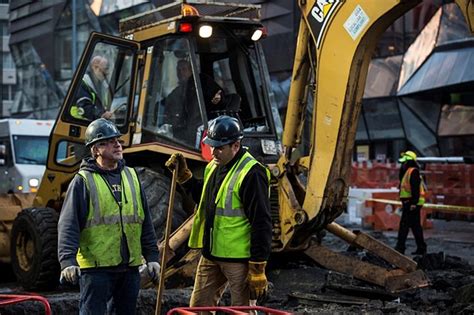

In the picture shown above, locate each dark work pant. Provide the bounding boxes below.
[396,203,427,252]
[79,268,140,315]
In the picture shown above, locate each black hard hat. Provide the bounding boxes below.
[203,115,243,147]
[85,118,121,147]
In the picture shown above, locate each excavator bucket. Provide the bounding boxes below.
[304,222,430,293]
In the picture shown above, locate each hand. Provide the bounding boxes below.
[60,266,81,285]
[165,153,193,184]
[147,261,161,284]
[248,261,267,300]
[211,90,222,105]
[101,111,113,119]
[410,204,417,211]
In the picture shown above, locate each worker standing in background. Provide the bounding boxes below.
[58,118,160,314]
[166,115,272,308]
[395,151,427,256]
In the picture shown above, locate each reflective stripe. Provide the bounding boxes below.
[85,214,142,228]
[224,156,252,213]
[82,168,143,228]
[83,171,101,227]
[216,207,245,217]
[76,96,92,105]
[123,167,138,219]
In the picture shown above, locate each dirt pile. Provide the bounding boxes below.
[263,251,474,314]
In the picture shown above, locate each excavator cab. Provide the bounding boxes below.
[49,1,281,175]
[141,30,277,153]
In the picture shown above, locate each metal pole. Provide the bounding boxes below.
[72,0,77,72]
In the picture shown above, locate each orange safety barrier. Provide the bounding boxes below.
[0,294,51,315]
[167,306,292,315]
[350,162,399,189]
[351,162,474,221]
[364,192,432,231]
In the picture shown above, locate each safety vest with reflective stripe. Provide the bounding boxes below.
[188,151,270,258]
[70,80,96,120]
[76,167,145,268]
[400,167,426,206]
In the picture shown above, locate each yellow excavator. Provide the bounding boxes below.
[1,0,472,293]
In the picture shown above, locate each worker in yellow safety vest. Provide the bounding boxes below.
[166,115,272,308]
[395,150,427,256]
[58,118,160,314]
[70,55,113,121]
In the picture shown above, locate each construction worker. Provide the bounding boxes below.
[395,150,427,256]
[71,55,113,121]
[162,59,226,142]
[58,118,160,314]
[166,115,272,308]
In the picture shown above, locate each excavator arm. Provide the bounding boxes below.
[275,0,421,249]
[269,0,474,291]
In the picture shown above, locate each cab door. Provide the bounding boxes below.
[48,32,141,173]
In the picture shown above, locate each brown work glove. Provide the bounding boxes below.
[165,153,192,184]
[248,261,268,300]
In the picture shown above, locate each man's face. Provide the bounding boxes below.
[93,59,109,81]
[176,61,192,83]
[94,137,123,162]
[210,141,239,166]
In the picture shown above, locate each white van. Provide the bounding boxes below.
[0,119,54,193]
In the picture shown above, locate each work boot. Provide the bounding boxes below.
[411,248,427,256]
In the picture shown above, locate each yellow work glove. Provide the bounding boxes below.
[248,261,267,300]
[165,153,192,184]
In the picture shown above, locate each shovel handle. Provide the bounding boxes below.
[155,163,179,315]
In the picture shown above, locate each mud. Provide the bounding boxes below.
[1,221,473,314]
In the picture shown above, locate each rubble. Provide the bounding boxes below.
[0,225,472,314]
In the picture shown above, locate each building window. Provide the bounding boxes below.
[2,52,15,68]
[1,21,8,36]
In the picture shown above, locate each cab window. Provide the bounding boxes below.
[65,42,135,127]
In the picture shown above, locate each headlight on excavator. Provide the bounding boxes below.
[251,28,263,41]
[29,178,39,192]
[199,24,213,38]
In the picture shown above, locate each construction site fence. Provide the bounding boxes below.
[350,161,474,221]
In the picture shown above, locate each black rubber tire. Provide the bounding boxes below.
[135,167,188,240]
[10,207,60,290]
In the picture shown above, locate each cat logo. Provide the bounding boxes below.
[307,0,342,48]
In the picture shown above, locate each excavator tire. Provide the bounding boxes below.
[10,207,60,290]
[135,167,188,241]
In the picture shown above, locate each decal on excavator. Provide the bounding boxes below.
[308,0,342,48]
[343,5,370,40]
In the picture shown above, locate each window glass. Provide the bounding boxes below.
[143,37,202,149]
[399,101,439,156]
[439,136,474,156]
[1,21,8,35]
[143,34,274,150]
[363,98,404,140]
[438,104,474,136]
[401,97,440,133]
[55,140,84,166]
[2,53,15,68]
[66,41,134,127]
[13,136,49,165]
[356,114,369,141]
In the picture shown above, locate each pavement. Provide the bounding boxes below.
[381,219,474,264]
